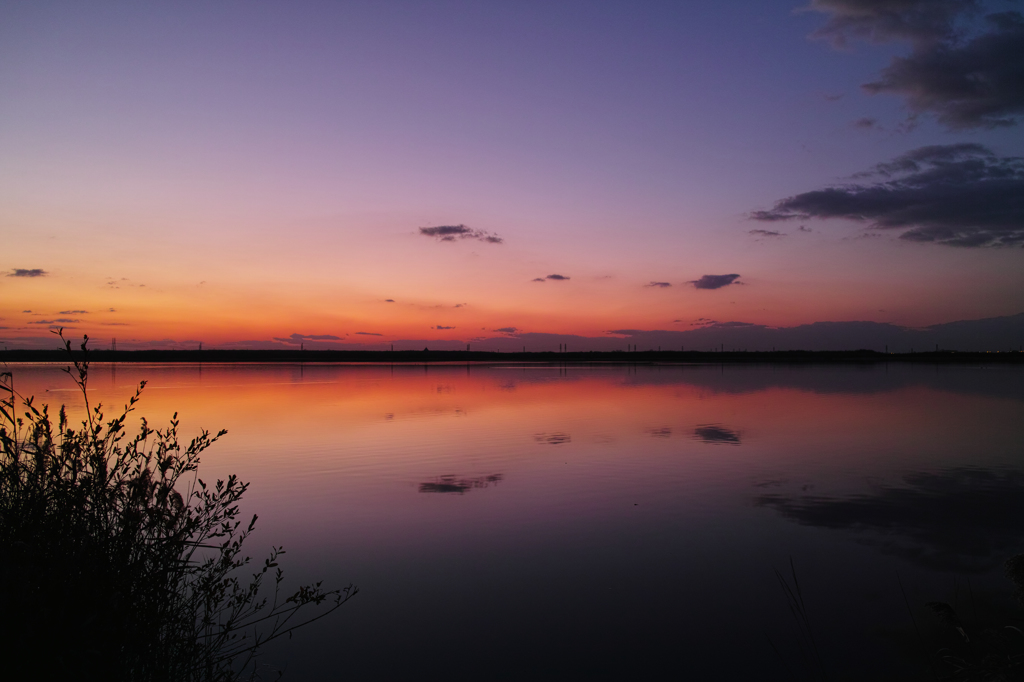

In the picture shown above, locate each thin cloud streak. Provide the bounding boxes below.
[419,224,503,244]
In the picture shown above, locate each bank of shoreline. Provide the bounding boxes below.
[4,348,1023,365]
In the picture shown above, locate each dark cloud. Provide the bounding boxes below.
[355,331,383,336]
[454,303,465,308]
[493,327,519,334]
[690,274,741,290]
[419,224,503,244]
[434,325,455,330]
[757,467,1024,572]
[22,310,31,313]
[751,144,1024,247]
[9,269,47,278]
[645,281,672,288]
[545,274,570,281]
[798,225,813,232]
[531,278,546,282]
[59,310,89,314]
[385,299,395,303]
[29,318,79,324]
[693,424,741,445]
[419,474,503,494]
[749,229,786,238]
[864,11,1024,130]
[809,1,1024,129]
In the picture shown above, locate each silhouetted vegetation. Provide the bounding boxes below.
[0,333,355,682]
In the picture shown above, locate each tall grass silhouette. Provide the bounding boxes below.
[0,332,355,681]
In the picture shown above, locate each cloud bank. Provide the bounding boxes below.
[9,269,47,277]
[752,144,1024,246]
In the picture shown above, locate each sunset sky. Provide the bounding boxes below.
[2,0,1023,350]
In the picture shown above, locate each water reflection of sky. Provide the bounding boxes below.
[9,362,1024,680]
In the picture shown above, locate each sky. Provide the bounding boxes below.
[2,0,1023,350]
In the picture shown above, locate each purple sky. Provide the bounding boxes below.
[2,1,1023,349]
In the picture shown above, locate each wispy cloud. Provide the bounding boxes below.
[29,318,79,324]
[355,331,383,336]
[690,274,741,290]
[59,310,89,314]
[645,281,672,288]
[851,117,881,131]
[749,229,785,238]
[493,327,519,335]
[419,224,504,244]
[433,325,455,330]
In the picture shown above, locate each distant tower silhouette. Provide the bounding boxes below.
[111,338,116,351]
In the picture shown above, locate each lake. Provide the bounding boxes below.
[10,361,1024,680]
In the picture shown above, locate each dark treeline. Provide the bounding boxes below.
[4,348,1023,365]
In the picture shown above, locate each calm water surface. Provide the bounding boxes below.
[11,362,1024,680]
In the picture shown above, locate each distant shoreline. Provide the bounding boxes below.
[3,349,1023,365]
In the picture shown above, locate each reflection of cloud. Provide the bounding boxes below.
[690,274,741,290]
[9,269,47,277]
[752,145,1024,247]
[534,432,571,445]
[419,224,503,244]
[646,427,672,438]
[757,468,1024,572]
[419,474,503,494]
[693,424,741,445]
